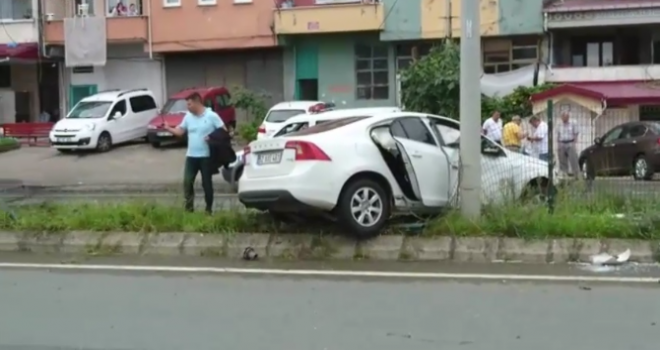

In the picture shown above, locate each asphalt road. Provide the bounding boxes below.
[0,257,658,350]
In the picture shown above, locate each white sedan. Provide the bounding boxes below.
[238,112,556,239]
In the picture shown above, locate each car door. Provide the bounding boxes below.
[106,99,129,142]
[214,91,235,128]
[611,123,647,174]
[390,117,451,207]
[128,95,158,140]
[426,117,461,202]
[592,125,625,175]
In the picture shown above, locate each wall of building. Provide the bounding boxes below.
[380,0,421,41]
[498,0,544,35]
[148,0,276,52]
[62,44,164,110]
[285,34,397,108]
[164,49,285,124]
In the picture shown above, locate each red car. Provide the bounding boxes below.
[147,87,235,148]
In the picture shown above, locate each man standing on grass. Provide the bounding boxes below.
[527,116,549,161]
[164,92,226,214]
[482,111,503,144]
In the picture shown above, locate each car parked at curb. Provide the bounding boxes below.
[579,121,660,181]
[238,111,556,239]
[256,101,335,140]
[50,88,158,153]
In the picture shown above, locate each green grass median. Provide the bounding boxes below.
[1,191,658,239]
[0,137,20,153]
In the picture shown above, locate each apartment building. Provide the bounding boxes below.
[42,0,163,115]
[0,0,45,124]
[273,0,546,107]
[533,0,660,153]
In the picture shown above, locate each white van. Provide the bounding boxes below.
[50,88,159,152]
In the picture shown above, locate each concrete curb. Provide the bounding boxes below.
[0,231,657,263]
[0,182,235,194]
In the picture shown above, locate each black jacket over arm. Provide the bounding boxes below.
[208,128,237,175]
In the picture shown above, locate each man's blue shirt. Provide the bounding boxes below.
[177,108,224,158]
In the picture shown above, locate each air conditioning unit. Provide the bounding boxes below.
[77,3,89,17]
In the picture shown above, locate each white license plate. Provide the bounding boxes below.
[257,151,282,165]
[157,132,172,137]
[56,138,72,142]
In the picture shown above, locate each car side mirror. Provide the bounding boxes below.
[594,137,602,145]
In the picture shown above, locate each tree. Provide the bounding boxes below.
[400,41,555,121]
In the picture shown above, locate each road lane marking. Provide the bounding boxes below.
[0,262,657,283]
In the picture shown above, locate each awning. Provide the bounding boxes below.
[530,81,660,106]
[0,43,39,61]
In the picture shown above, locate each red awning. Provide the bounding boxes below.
[0,43,39,60]
[544,0,660,13]
[530,81,660,106]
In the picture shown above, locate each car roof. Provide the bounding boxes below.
[170,86,227,99]
[81,88,154,102]
[284,107,402,124]
[269,101,323,111]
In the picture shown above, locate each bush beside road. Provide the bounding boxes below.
[0,138,19,153]
[0,200,658,263]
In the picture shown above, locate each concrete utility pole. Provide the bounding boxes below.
[459,0,482,219]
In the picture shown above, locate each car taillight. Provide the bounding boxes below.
[242,146,250,162]
[285,141,331,161]
[257,125,266,134]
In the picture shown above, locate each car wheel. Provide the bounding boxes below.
[96,132,113,152]
[521,178,556,204]
[150,141,161,148]
[633,155,654,180]
[337,178,390,239]
[580,158,594,180]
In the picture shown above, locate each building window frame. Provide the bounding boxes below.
[483,37,539,73]
[163,0,181,8]
[355,43,390,100]
[197,0,217,5]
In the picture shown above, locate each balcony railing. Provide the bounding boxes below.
[42,0,147,44]
[546,65,660,83]
[273,0,384,34]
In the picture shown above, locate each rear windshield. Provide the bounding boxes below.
[274,122,309,137]
[265,109,306,123]
[288,116,370,137]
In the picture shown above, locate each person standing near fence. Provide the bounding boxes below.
[556,111,580,177]
[527,116,549,161]
[482,111,503,144]
[502,115,524,152]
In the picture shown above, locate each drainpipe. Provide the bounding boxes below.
[147,0,153,60]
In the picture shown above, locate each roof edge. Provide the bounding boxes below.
[530,84,605,103]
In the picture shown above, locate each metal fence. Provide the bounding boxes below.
[506,98,658,215]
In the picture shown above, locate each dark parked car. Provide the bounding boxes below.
[579,121,660,181]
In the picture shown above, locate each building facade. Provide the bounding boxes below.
[0,0,42,124]
[274,0,545,107]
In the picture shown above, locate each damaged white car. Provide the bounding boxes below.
[238,112,555,239]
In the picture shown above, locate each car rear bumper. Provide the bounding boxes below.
[238,190,322,212]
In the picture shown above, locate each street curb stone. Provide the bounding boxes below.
[0,231,656,263]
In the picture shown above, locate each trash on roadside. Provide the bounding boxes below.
[242,247,258,261]
[590,249,631,266]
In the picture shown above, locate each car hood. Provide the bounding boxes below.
[54,118,102,130]
[148,113,185,127]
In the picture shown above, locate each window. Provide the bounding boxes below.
[265,109,306,123]
[0,0,32,20]
[67,101,111,119]
[198,0,216,5]
[107,0,143,16]
[0,65,10,88]
[163,0,181,7]
[483,37,538,73]
[162,98,188,113]
[274,122,309,137]
[215,93,231,108]
[203,98,213,108]
[129,95,157,113]
[109,100,127,117]
[623,124,647,138]
[288,116,369,137]
[355,44,389,100]
[74,0,94,16]
[602,126,623,143]
[570,38,614,67]
[390,117,436,146]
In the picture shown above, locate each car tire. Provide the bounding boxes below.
[580,158,595,180]
[96,132,113,152]
[633,155,654,181]
[337,178,390,240]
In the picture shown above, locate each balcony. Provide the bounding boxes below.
[273,1,384,35]
[547,65,660,83]
[42,0,148,44]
